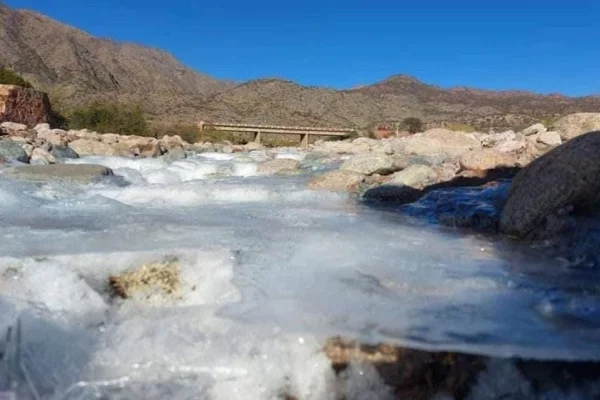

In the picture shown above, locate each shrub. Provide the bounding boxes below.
[0,67,33,88]
[68,102,148,135]
[402,117,423,134]
[445,122,477,133]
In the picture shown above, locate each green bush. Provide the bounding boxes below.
[402,117,423,134]
[68,102,148,135]
[0,67,33,88]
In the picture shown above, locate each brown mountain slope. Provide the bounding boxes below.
[0,2,230,117]
[1,2,599,130]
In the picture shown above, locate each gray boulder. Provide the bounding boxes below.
[0,139,29,162]
[257,159,300,175]
[387,164,437,188]
[51,145,79,159]
[163,146,187,162]
[340,153,395,175]
[307,170,365,192]
[400,129,481,159]
[1,164,114,183]
[500,131,600,238]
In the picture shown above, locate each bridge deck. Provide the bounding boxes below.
[199,122,355,147]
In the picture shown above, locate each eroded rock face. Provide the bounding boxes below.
[554,113,600,141]
[307,170,365,192]
[0,85,52,127]
[500,131,600,238]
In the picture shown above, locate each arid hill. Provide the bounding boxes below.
[1,2,599,130]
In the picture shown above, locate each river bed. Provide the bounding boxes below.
[0,150,599,399]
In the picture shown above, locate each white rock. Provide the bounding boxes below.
[31,147,58,164]
[537,131,562,146]
[68,139,117,156]
[21,143,34,158]
[33,123,51,132]
[388,164,437,188]
[37,129,67,146]
[495,140,527,153]
[1,122,28,131]
[522,123,547,136]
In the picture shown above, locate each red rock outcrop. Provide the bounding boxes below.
[0,84,52,127]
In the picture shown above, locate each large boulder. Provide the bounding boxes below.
[480,130,516,148]
[387,164,437,189]
[0,85,52,127]
[399,129,481,159]
[340,153,395,175]
[521,123,546,136]
[36,128,68,146]
[500,131,600,238]
[494,139,527,154]
[68,139,117,156]
[1,164,113,183]
[537,131,562,146]
[112,136,162,157]
[257,159,300,175]
[554,113,600,141]
[30,148,57,165]
[159,135,188,152]
[312,139,371,154]
[307,170,365,192]
[0,139,29,162]
[459,149,519,171]
[51,145,79,159]
[1,121,27,133]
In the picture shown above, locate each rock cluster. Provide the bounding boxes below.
[307,120,566,196]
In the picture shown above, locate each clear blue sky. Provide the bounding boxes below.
[4,0,600,96]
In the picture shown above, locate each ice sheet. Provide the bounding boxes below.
[0,152,599,399]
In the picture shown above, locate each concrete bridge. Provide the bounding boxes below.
[198,122,355,147]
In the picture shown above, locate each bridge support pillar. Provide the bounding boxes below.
[254,131,262,144]
[300,133,309,148]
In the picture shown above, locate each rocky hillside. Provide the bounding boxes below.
[1,2,599,130]
[0,2,230,118]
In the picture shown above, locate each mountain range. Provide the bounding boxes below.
[1,2,599,131]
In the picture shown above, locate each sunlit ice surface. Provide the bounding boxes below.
[0,150,599,399]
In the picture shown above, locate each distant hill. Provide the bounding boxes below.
[1,2,599,131]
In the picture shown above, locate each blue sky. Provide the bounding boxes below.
[4,0,600,96]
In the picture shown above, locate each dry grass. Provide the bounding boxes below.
[108,257,181,301]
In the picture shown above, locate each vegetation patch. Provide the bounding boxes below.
[68,102,148,135]
[108,257,181,301]
[0,67,33,88]
[402,117,424,134]
[445,122,477,132]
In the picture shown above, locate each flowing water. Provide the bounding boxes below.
[0,150,599,399]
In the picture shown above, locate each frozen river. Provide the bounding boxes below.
[0,150,599,399]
